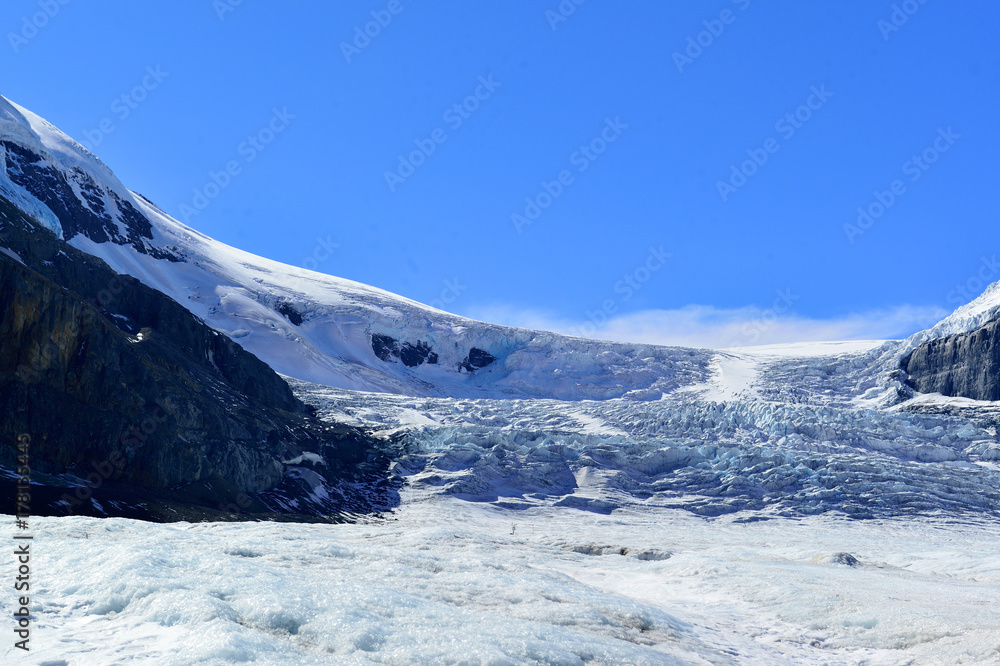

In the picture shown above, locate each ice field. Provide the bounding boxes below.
[9,497,1000,665]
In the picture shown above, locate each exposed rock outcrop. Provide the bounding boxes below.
[461,347,496,372]
[2,140,177,259]
[0,194,396,521]
[902,318,1000,401]
[371,333,438,367]
[276,301,304,326]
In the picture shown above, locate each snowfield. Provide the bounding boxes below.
[8,500,1000,665]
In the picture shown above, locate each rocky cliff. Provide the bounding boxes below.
[902,318,1000,402]
[1,194,396,521]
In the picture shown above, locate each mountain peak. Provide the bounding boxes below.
[1,94,122,191]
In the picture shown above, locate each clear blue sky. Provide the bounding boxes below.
[3,1,998,346]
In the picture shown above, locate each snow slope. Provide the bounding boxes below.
[0,97,65,237]
[901,280,1000,355]
[1,94,710,400]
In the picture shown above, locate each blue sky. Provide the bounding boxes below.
[2,1,997,346]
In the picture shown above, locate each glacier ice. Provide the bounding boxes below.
[14,499,1000,665]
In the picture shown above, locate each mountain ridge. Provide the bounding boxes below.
[2,93,715,401]
[2,92,999,408]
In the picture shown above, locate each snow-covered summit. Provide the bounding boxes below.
[899,280,1000,354]
[1,94,717,399]
[1,95,124,190]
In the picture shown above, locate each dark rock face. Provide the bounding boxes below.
[371,335,493,373]
[0,194,396,521]
[370,334,438,367]
[372,333,397,361]
[1,140,177,260]
[903,319,1000,401]
[400,340,437,367]
[462,347,496,372]
[276,301,304,326]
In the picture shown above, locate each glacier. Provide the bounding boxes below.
[12,501,1000,664]
[3,93,1000,663]
[285,339,1000,520]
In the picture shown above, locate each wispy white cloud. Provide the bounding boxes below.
[459,303,949,349]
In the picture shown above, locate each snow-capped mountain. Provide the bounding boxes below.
[1,94,712,401]
[6,91,1000,520]
[6,95,1000,664]
[7,93,999,408]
